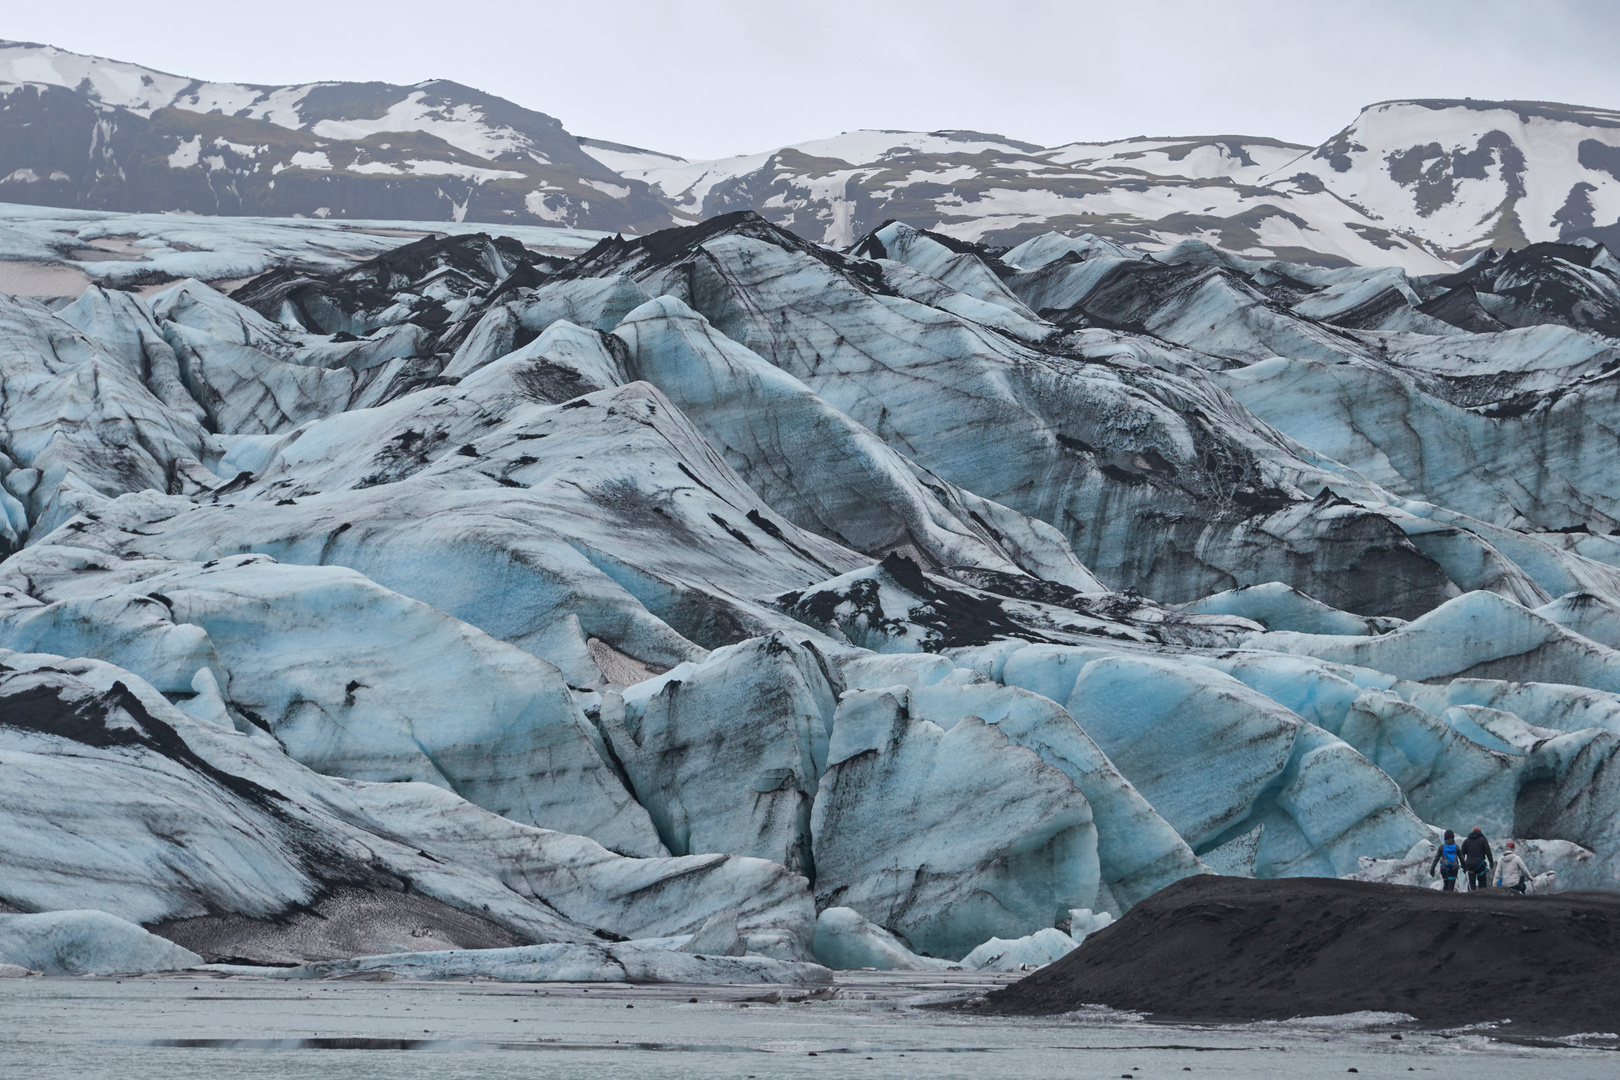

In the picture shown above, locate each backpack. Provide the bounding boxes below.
[1440,842,1459,874]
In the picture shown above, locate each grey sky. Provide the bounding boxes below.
[7,0,1618,160]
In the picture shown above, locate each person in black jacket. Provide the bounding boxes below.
[1460,826,1493,891]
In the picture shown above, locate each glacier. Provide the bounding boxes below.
[3,206,1620,978]
[0,910,202,975]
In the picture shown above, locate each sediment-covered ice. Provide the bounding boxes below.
[221,942,832,984]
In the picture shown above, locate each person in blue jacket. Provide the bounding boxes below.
[1428,829,1461,891]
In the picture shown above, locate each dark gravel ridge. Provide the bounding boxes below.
[979,875,1620,1034]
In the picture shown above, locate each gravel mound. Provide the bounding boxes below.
[982,875,1620,1034]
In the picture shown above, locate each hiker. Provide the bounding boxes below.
[1429,829,1462,891]
[1495,840,1532,895]
[1461,826,1493,891]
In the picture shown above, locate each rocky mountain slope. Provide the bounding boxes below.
[8,42,1620,271]
[0,41,674,233]
[610,129,1450,268]
[2,207,1619,977]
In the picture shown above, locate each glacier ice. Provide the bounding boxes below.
[6,210,1620,974]
[0,545,662,853]
[0,294,213,545]
[835,651,1203,910]
[600,633,835,872]
[1347,837,1620,894]
[0,650,817,960]
[1003,231,1150,272]
[0,910,203,975]
[613,295,1101,587]
[811,907,954,971]
[862,222,1040,319]
[1058,654,1429,874]
[674,909,747,956]
[810,686,1099,959]
[1250,590,1620,690]
[1179,582,1399,636]
[1067,907,1115,943]
[575,219,1468,615]
[1537,591,1620,649]
[1214,340,1620,532]
[959,927,1078,972]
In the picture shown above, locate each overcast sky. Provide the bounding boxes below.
[7,0,1618,160]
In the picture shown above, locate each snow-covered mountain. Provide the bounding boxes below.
[606,129,1456,270]
[0,41,674,233]
[3,207,1620,977]
[6,41,1620,273]
[1273,99,1620,256]
[607,102,1620,269]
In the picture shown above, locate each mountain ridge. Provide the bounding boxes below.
[0,40,677,234]
[5,41,1620,269]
